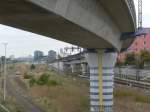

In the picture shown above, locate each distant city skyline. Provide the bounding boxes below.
[0,25,72,58]
[0,0,149,57]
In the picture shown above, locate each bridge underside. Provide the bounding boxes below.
[1,1,136,112]
[0,0,136,50]
[0,0,112,49]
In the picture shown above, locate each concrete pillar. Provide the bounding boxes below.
[85,50,117,112]
[81,63,88,75]
[71,64,76,73]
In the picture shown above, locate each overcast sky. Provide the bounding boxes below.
[134,0,150,27]
[0,0,149,57]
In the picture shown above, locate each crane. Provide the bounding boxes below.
[138,0,142,28]
[134,0,147,37]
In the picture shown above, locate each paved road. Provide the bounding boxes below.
[6,75,44,112]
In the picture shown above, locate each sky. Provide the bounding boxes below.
[134,0,150,27]
[0,0,149,57]
[0,25,72,57]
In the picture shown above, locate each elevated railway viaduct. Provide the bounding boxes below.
[0,0,136,112]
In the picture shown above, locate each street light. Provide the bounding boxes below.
[2,43,7,101]
[0,57,3,89]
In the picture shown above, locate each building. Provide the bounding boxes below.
[48,50,56,63]
[118,28,150,62]
[49,52,90,76]
[34,50,44,61]
[128,28,150,53]
[9,55,15,60]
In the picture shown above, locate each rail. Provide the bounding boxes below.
[0,104,10,112]
[115,77,150,90]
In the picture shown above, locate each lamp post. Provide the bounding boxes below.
[3,43,7,101]
[0,57,2,89]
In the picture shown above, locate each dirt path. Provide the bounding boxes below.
[7,75,44,112]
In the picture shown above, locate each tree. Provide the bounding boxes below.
[125,53,136,65]
[140,50,150,62]
[30,64,36,70]
[135,50,150,81]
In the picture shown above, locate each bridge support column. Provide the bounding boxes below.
[81,63,88,76]
[85,50,117,112]
[71,64,76,73]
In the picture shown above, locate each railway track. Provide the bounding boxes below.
[0,104,10,112]
[115,77,150,90]
[49,68,150,90]
[78,75,150,90]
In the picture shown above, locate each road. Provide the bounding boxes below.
[6,74,44,112]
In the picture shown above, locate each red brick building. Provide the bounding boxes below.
[118,28,150,62]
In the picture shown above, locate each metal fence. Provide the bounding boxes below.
[114,67,150,81]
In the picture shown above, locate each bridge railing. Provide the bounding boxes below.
[126,0,137,28]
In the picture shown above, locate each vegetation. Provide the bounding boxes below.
[23,74,33,79]
[30,64,36,70]
[37,73,50,85]
[0,84,23,112]
[18,64,89,112]
[114,85,150,112]
[118,50,150,69]
[27,73,61,87]
[29,77,36,87]
[124,53,136,65]
[28,72,90,112]
[6,63,150,112]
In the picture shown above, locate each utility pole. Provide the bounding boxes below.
[57,52,60,74]
[3,43,7,101]
[0,57,3,89]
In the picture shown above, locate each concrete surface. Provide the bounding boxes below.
[0,0,136,50]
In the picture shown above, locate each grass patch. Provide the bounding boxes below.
[23,74,33,79]
[28,71,90,112]
[36,73,50,85]
[114,89,135,98]
[115,88,150,104]
[47,80,60,86]
[27,72,61,87]
[135,95,150,104]
[0,88,24,112]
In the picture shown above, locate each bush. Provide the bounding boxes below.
[30,64,36,70]
[37,73,50,85]
[47,80,60,86]
[29,77,36,87]
[23,74,33,79]
[125,53,136,65]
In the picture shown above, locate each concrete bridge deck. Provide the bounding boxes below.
[0,1,137,112]
[0,0,136,50]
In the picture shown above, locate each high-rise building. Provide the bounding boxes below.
[48,50,56,63]
[34,50,44,61]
